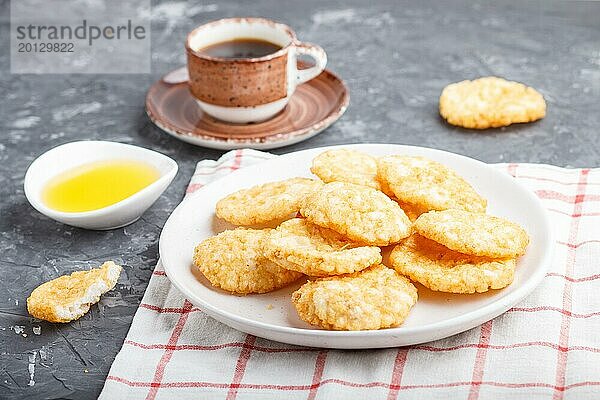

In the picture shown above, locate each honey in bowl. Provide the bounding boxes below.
[42,159,160,213]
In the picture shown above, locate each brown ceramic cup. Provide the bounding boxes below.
[186,17,327,123]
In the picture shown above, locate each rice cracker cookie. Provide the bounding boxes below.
[390,234,516,294]
[377,155,487,213]
[216,178,322,226]
[310,149,381,190]
[439,76,546,129]
[262,218,382,277]
[27,261,122,323]
[300,182,412,246]
[292,264,418,330]
[193,228,303,295]
[414,209,529,258]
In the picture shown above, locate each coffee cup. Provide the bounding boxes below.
[186,17,327,124]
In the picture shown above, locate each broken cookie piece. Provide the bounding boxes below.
[27,261,122,323]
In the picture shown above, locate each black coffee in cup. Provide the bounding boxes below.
[198,38,282,59]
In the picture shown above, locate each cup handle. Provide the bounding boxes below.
[294,42,327,85]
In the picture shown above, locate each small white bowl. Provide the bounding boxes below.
[24,141,178,230]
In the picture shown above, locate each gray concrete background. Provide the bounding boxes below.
[1,0,599,398]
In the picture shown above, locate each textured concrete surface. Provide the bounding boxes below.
[0,0,599,398]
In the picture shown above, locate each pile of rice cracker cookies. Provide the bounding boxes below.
[194,147,531,331]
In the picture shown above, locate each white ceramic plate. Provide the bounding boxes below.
[159,144,553,349]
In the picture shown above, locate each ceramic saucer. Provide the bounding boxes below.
[145,66,349,150]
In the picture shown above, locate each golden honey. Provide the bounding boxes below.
[42,159,160,212]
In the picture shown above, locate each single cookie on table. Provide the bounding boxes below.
[292,264,418,330]
[414,209,529,258]
[439,76,546,129]
[390,234,516,294]
[377,155,487,213]
[27,261,122,323]
[215,178,322,226]
[193,228,303,295]
[261,218,382,277]
[310,149,381,190]
[300,182,412,246]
